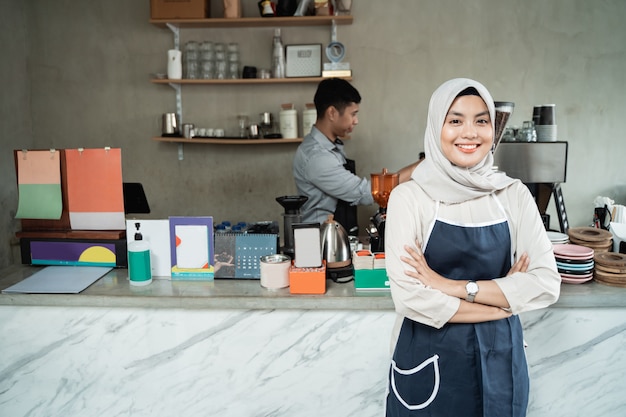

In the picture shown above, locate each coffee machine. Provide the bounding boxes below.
[367,168,399,252]
[276,195,308,258]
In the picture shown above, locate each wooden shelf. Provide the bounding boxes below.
[151,76,351,85]
[153,137,303,145]
[150,15,353,29]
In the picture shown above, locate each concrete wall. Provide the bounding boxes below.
[2,0,625,266]
[0,1,32,267]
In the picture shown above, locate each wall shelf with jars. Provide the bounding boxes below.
[152,137,303,145]
[149,15,353,29]
[150,76,351,85]
[150,15,353,158]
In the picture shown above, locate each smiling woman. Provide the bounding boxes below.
[384,78,561,417]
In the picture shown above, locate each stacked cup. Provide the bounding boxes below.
[199,41,215,79]
[214,43,227,79]
[534,104,557,141]
[184,41,200,79]
[227,43,240,79]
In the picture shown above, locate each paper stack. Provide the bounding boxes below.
[352,250,374,270]
[353,250,389,290]
[373,252,386,269]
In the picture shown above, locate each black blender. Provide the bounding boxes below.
[276,195,308,258]
[367,168,399,252]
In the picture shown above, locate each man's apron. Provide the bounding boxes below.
[386,196,529,417]
[333,158,359,236]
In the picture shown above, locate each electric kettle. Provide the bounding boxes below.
[320,215,352,269]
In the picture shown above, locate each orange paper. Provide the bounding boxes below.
[65,148,125,230]
[65,148,123,213]
[17,150,61,184]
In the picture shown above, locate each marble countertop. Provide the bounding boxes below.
[0,264,625,310]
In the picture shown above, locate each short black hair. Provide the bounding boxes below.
[456,87,480,97]
[314,78,361,118]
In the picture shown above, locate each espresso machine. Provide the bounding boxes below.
[276,195,308,258]
[492,101,570,232]
[367,168,399,252]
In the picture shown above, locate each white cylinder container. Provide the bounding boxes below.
[260,254,291,289]
[279,108,298,139]
[302,105,316,137]
[167,49,182,80]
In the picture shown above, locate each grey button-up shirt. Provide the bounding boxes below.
[293,126,374,224]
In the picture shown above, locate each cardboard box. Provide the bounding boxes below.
[289,263,326,294]
[354,269,390,291]
[150,0,210,19]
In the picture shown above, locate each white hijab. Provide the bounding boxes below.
[411,78,516,204]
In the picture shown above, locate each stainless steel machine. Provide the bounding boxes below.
[494,141,569,232]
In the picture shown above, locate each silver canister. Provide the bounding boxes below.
[249,124,260,139]
[183,123,195,138]
[259,254,291,289]
[162,113,180,136]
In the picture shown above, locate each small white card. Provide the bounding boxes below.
[293,224,322,268]
[175,225,209,269]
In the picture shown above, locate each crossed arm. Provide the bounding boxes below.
[400,241,530,323]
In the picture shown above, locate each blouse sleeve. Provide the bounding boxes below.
[494,182,561,314]
[385,182,461,329]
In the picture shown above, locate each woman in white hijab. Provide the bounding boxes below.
[384,78,560,417]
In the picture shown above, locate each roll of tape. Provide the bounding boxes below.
[325,41,345,63]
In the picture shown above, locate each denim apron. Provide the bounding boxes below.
[386,196,529,417]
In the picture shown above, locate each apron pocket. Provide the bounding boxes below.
[390,354,440,411]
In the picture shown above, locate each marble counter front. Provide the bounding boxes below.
[1,265,625,417]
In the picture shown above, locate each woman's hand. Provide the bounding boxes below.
[400,241,531,306]
[507,252,529,276]
[400,241,452,293]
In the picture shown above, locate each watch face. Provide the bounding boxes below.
[467,281,479,294]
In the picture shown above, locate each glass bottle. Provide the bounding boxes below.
[271,28,285,78]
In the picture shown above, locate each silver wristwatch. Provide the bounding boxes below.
[465,281,479,303]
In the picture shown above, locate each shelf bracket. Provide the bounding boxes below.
[165,24,183,161]
[167,82,184,162]
[167,83,183,122]
[166,23,180,50]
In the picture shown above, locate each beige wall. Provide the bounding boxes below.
[2,0,625,267]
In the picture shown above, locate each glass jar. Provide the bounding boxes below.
[517,121,537,142]
[184,41,199,79]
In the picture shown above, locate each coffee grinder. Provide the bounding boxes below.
[493,101,515,152]
[276,195,308,258]
[367,168,399,252]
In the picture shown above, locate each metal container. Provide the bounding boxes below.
[260,254,291,289]
[320,215,352,269]
[183,123,195,138]
[162,113,180,136]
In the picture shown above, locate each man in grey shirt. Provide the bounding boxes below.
[293,78,419,231]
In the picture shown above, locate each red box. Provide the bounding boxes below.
[150,0,210,19]
[289,263,326,294]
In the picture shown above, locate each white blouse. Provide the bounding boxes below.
[385,179,561,330]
